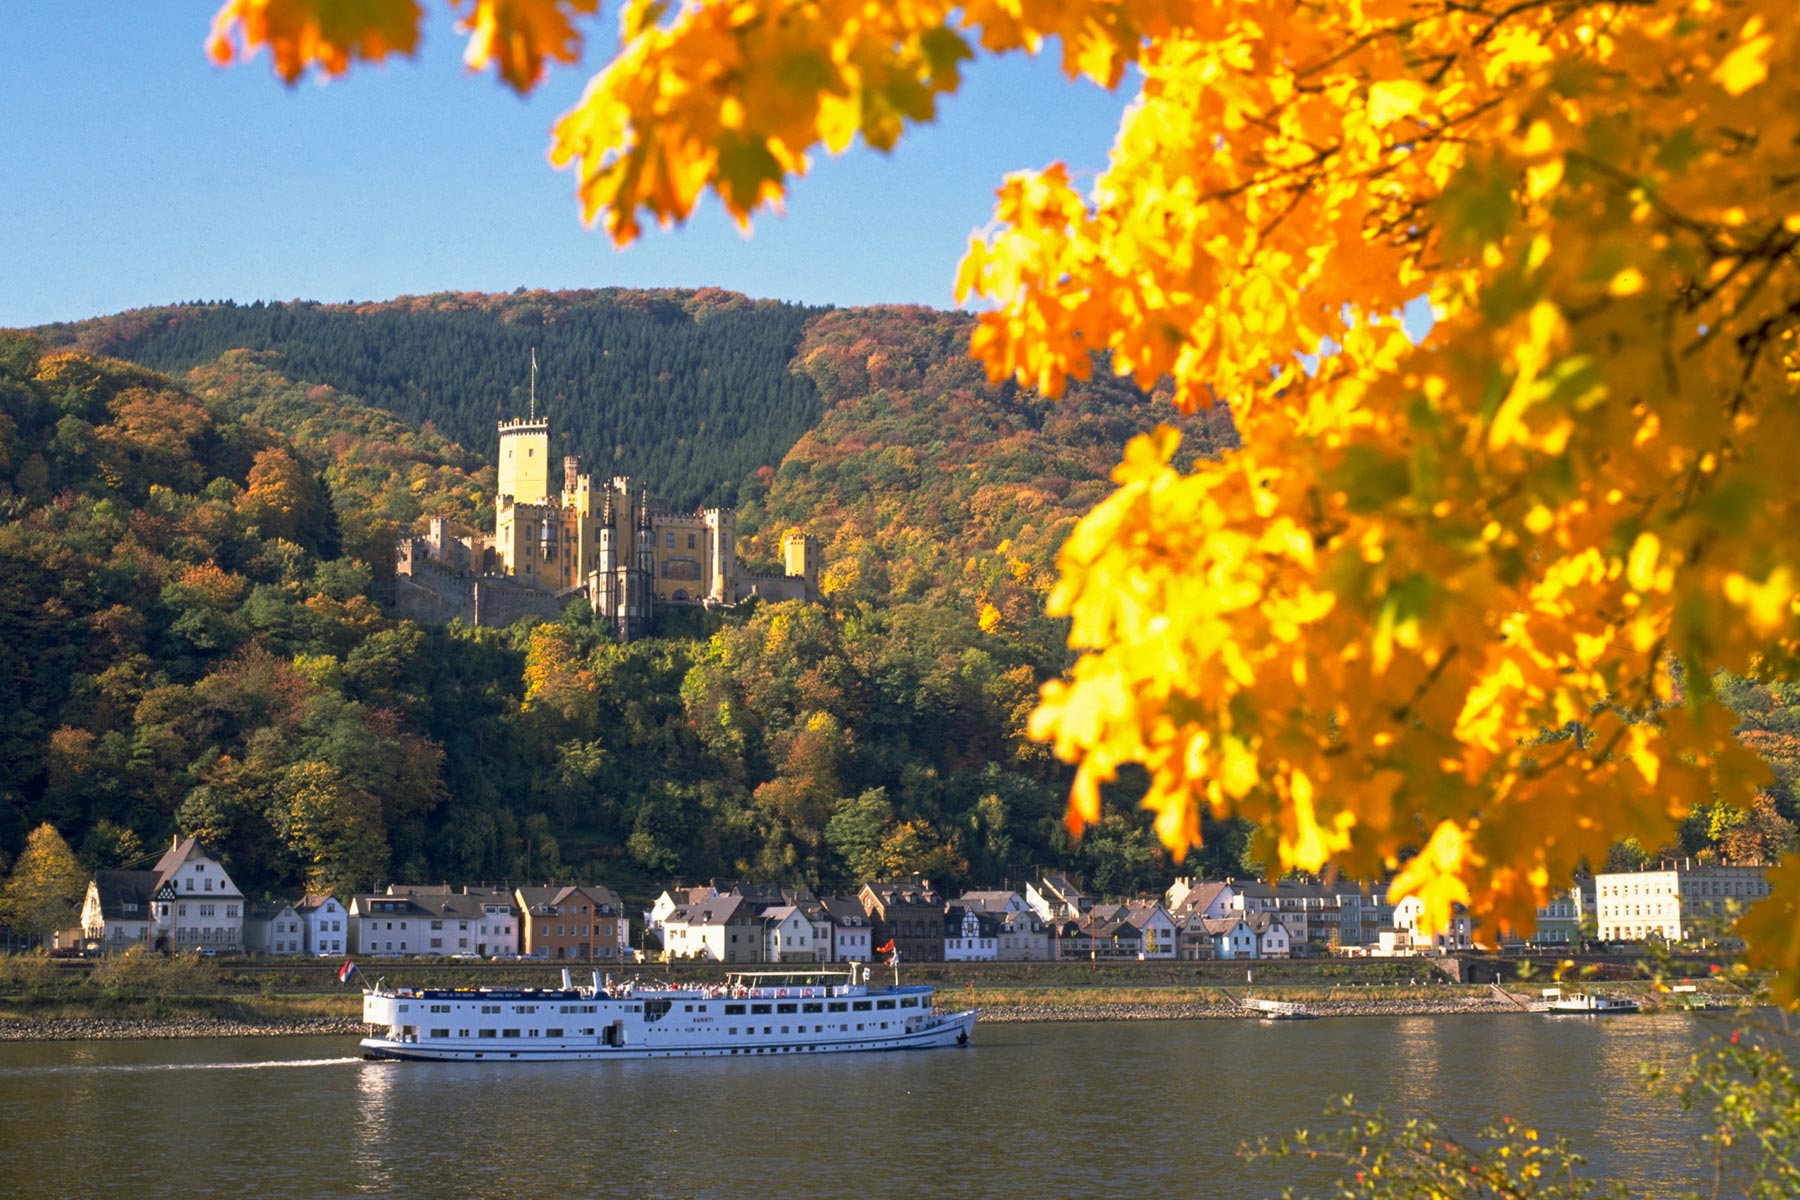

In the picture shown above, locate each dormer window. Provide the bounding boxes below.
[186,878,194,891]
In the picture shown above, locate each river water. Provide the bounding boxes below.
[0,1014,1740,1199]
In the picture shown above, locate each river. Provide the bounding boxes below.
[0,1013,1739,1198]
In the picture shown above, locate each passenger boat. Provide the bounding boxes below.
[1539,987,1640,1015]
[360,962,978,1062]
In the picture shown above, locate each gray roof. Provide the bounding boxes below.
[148,836,242,898]
[246,900,297,921]
[1171,882,1233,915]
[90,870,158,922]
[516,884,625,917]
[1039,873,1088,902]
[730,883,818,911]
[863,882,942,908]
[1122,901,1171,930]
[954,891,1023,913]
[818,897,868,926]
[689,895,750,927]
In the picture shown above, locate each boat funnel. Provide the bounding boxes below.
[561,968,573,990]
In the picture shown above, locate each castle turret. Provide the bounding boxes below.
[496,417,551,507]
[783,531,821,598]
[703,508,736,604]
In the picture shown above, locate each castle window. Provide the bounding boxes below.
[666,532,675,548]
[687,533,696,549]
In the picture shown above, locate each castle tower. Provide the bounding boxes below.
[496,417,551,507]
[703,508,736,604]
[782,531,821,599]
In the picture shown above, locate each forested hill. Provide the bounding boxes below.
[3,296,1795,907]
[37,289,825,512]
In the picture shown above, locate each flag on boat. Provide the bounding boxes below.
[887,947,900,966]
[338,959,357,985]
[875,938,895,955]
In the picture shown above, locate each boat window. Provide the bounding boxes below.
[900,998,920,1008]
[876,1000,896,1010]
[777,1003,797,1014]
[802,1002,823,1013]
[725,1004,746,1015]
[828,1002,848,1012]
[547,1028,563,1037]
[503,1029,520,1038]
[479,1029,497,1038]
[853,1001,872,1011]
[430,1028,449,1038]
[751,1004,771,1014]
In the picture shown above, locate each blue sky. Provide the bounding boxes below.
[0,6,1132,328]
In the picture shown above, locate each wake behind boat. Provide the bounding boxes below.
[360,962,977,1061]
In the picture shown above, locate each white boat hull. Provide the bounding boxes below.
[361,1008,978,1062]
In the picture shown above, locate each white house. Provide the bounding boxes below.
[995,909,1051,960]
[296,893,348,957]
[1390,896,1476,953]
[350,885,519,957]
[1207,916,1259,959]
[944,907,998,961]
[1233,883,1311,950]
[1169,882,1238,959]
[1593,863,1770,944]
[1026,874,1092,923]
[82,837,245,954]
[661,895,764,963]
[1247,911,1292,958]
[820,896,872,963]
[647,885,718,938]
[1123,901,1179,959]
[244,902,304,955]
[350,893,440,956]
[956,890,1028,914]
[762,905,818,962]
[81,871,155,953]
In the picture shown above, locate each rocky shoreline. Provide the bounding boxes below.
[0,1016,364,1042]
[981,996,1528,1022]
[0,995,1536,1041]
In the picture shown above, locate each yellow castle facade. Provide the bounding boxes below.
[397,413,819,637]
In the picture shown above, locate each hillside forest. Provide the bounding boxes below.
[2,291,1793,910]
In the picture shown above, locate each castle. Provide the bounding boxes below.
[395,412,819,637]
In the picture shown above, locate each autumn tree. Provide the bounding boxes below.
[210,1,1800,990]
[0,824,88,943]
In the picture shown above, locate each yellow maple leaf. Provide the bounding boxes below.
[207,0,422,82]
[458,0,599,94]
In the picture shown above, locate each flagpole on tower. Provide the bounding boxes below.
[529,347,538,421]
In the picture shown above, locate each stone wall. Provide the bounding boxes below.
[392,561,569,628]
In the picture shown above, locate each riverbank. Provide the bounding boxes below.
[2,980,1740,1040]
[0,1014,364,1041]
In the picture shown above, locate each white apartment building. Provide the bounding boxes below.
[1594,864,1771,943]
[297,894,348,956]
